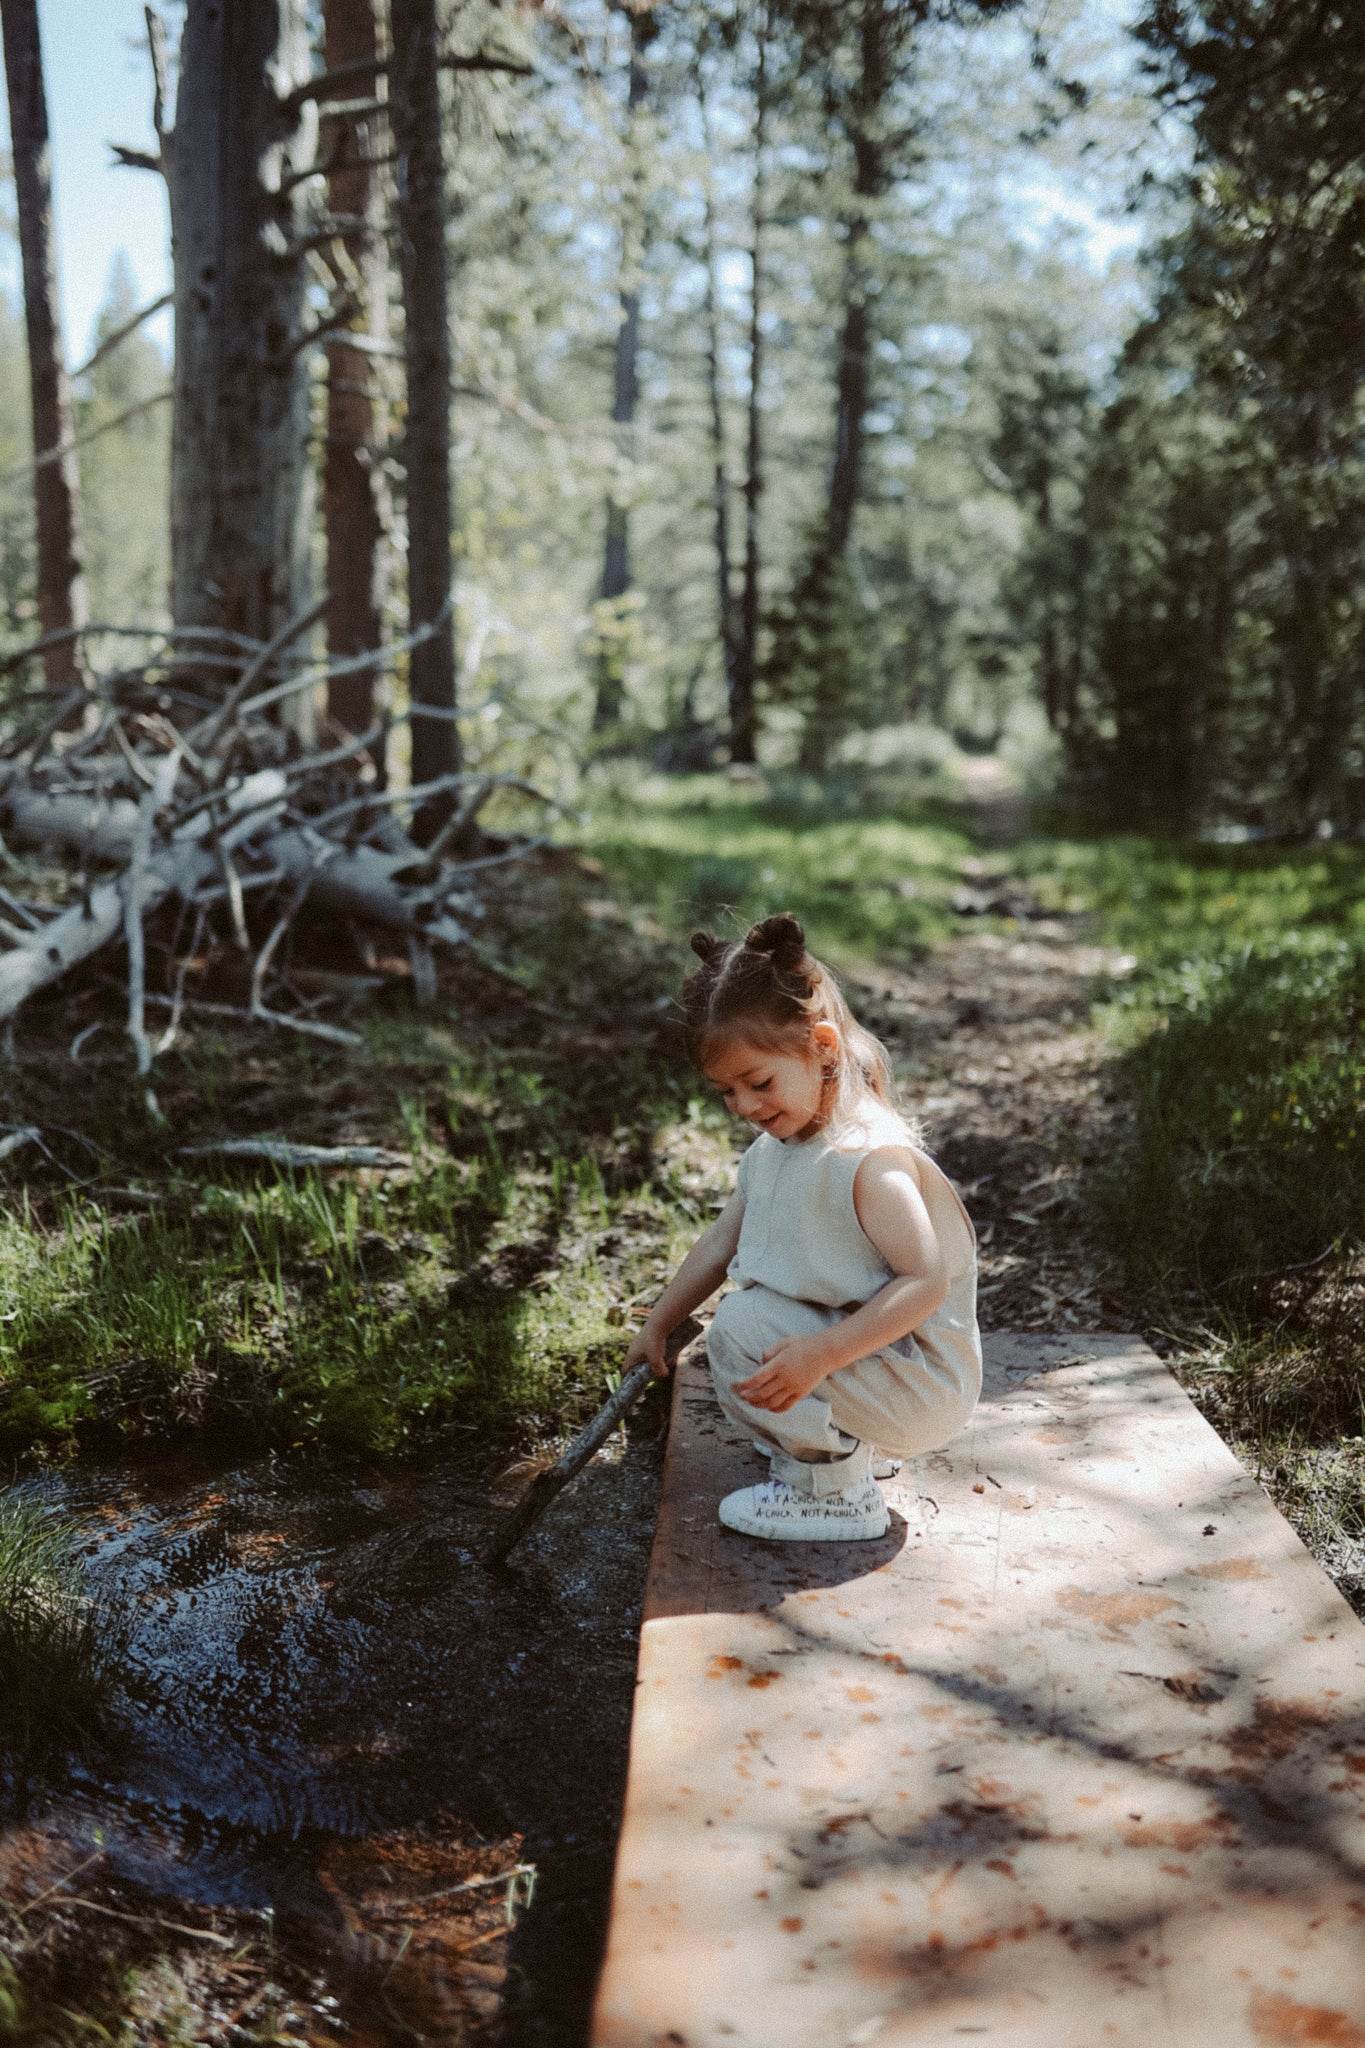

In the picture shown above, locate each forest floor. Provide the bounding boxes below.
[0,762,1362,2045]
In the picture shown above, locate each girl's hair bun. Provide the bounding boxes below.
[744,912,806,971]
[690,929,724,964]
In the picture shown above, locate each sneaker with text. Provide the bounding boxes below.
[718,1476,890,1542]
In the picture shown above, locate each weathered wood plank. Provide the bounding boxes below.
[594,1333,1365,2047]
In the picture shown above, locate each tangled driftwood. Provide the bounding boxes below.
[0,608,554,1091]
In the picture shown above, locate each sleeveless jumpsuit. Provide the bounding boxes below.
[707,1101,981,1498]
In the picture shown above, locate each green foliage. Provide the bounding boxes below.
[764,546,888,772]
[0,1492,125,1772]
[76,255,171,627]
[1018,1,1365,831]
[1094,938,1365,1303]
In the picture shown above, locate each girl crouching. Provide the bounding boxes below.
[622,913,980,1541]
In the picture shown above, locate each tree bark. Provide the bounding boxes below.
[826,2,892,560]
[166,0,317,652]
[390,0,461,829]
[0,0,89,693]
[323,0,390,742]
[697,78,738,742]
[592,5,652,731]
[732,2,770,765]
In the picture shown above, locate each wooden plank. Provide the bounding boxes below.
[593,1333,1365,2048]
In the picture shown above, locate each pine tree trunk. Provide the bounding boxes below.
[698,83,737,741]
[0,0,88,692]
[826,1,892,560]
[166,0,316,653]
[390,0,461,828]
[323,0,390,742]
[732,7,769,765]
[592,6,651,731]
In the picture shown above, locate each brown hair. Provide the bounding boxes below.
[680,912,900,1136]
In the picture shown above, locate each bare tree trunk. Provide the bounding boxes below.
[592,5,651,731]
[0,0,88,692]
[826,2,892,560]
[697,80,738,743]
[732,4,769,766]
[323,0,390,743]
[390,0,460,834]
[166,0,317,654]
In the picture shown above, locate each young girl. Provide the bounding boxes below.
[622,913,980,1541]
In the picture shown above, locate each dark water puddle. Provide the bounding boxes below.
[7,1429,666,2042]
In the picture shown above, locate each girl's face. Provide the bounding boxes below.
[704,1024,838,1142]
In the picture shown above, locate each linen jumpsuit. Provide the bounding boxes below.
[707,1101,981,1498]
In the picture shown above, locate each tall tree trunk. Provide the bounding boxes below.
[697,82,737,739]
[390,0,461,830]
[826,0,892,560]
[166,0,316,654]
[592,5,651,731]
[732,3,769,765]
[0,0,88,692]
[323,0,390,742]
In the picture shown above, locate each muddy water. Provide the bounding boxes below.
[17,1423,668,2041]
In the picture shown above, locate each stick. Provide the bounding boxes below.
[484,1317,701,1566]
[124,750,180,1085]
[179,1138,407,1168]
[192,593,330,758]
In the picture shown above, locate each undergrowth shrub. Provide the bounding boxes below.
[0,1493,125,1775]
[1096,937,1365,1304]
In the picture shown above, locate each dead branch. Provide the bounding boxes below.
[72,291,173,382]
[0,389,172,485]
[192,593,331,758]
[180,1138,408,1169]
[0,621,557,1062]
[109,143,164,175]
[282,48,534,114]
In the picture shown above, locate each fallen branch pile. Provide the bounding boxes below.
[0,608,556,1092]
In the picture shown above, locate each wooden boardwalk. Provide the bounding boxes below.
[592,1333,1365,2048]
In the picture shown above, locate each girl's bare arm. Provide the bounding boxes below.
[623,1192,745,1376]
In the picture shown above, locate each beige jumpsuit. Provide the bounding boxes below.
[708,1101,981,1499]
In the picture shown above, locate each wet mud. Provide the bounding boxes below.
[3,1413,670,2043]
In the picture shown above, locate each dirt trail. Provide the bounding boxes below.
[851,781,1132,1336]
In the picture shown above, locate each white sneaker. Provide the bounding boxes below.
[718,1476,890,1542]
[752,1439,902,1481]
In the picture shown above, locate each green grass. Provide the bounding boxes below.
[582,770,969,959]
[1016,831,1365,960]
[0,1491,126,1773]
[0,1109,709,1460]
[1093,935,1365,1304]
[0,870,734,1462]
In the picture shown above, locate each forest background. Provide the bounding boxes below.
[0,3,1362,2040]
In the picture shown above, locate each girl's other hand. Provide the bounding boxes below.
[623,1318,674,1378]
[736,1333,836,1414]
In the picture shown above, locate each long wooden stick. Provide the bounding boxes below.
[484,1317,701,1567]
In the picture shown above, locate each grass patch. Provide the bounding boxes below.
[0,1491,126,1776]
[1092,936,1365,1305]
[0,1110,714,1460]
[1016,832,1365,961]
[582,770,969,958]
[0,862,736,1462]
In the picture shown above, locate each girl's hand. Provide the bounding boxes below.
[736,1334,838,1414]
[623,1318,675,1379]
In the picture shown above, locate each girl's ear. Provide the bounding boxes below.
[810,1019,840,1061]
